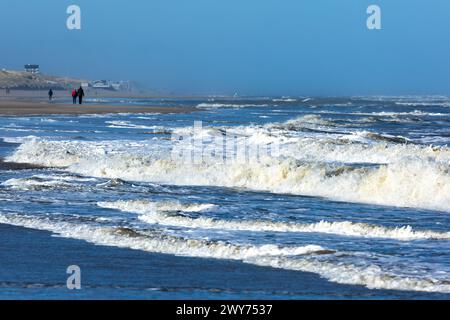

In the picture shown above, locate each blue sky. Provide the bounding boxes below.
[1,0,449,95]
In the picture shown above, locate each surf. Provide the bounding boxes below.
[98,200,450,240]
[1,212,449,294]
[6,133,450,211]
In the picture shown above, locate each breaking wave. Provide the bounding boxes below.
[2,174,97,190]
[0,213,326,260]
[6,137,450,211]
[98,200,216,214]
[5,114,450,212]
[98,200,450,240]
[1,213,449,293]
[196,103,269,109]
[105,120,165,131]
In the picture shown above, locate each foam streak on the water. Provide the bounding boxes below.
[97,200,450,241]
[1,213,449,294]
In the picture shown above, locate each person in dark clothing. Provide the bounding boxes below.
[48,89,53,101]
[77,86,84,105]
[71,88,78,104]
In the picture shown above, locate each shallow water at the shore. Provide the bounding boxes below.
[2,224,449,300]
[0,96,449,299]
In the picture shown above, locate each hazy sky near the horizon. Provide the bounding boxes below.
[0,0,449,95]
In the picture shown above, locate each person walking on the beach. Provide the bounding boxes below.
[71,88,78,104]
[48,89,53,101]
[77,86,84,105]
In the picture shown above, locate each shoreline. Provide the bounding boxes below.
[2,223,444,299]
[0,101,196,116]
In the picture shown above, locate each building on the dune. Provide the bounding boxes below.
[24,64,40,74]
[90,80,111,89]
[90,80,131,91]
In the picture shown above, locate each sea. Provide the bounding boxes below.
[0,95,449,299]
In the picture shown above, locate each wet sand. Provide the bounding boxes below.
[0,101,195,116]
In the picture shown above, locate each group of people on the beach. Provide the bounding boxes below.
[47,86,85,104]
[71,87,85,104]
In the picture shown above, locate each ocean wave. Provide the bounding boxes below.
[105,120,166,131]
[2,136,38,144]
[395,102,450,107]
[2,174,97,190]
[346,131,412,144]
[0,213,325,260]
[6,138,450,211]
[317,110,447,117]
[249,256,450,293]
[75,157,450,212]
[173,115,450,164]
[98,200,216,214]
[5,138,167,167]
[39,118,57,123]
[0,127,44,133]
[196,103,269,109]
[98,200,450,240]
[0,213,449,293]
[272,98,297,102]
[369,110,447,117]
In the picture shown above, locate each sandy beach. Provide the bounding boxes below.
[0,101,195,116]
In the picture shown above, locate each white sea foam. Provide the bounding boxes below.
[0,127,44,133]
[6,137,450,211]
[248,256,450,293]
[105,120,165,131]
[0,213,325,260]
[272,98,297,102]
[1,213,449,293]
[76,157,450,212]
[98,200,450,240]
[3,177,72,189]
[2,136,37,144]
[317,110,447,117]
[39,118,57,123]
[99,200,216,214]
[395,102,450,107]
[6,115,450,211]
[368,110,447,117]
[196,103,269,109]
[5,138,167,167]
[173,114,450,162]
[2,174,97,190]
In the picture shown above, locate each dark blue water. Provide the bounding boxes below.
[0,96,449,298]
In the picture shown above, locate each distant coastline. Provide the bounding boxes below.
[0,69,143,94]
[0,69,87,91]
[0,70,196,115]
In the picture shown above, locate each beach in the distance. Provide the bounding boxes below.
[0,90,196,115]
[0,100,194,116]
